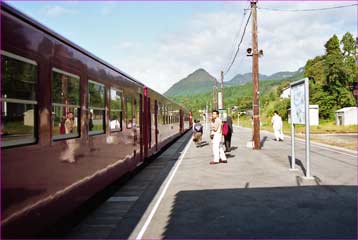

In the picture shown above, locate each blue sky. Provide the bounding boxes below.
[6,1,357,93]
[6,1,220,55]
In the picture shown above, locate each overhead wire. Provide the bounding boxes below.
[226,10,248,65]
[223,9,252,76]
[223,2,251,77]
[257,3,358,12]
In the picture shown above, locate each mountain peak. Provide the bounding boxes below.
[164,66,304,97]
[164,68,217,97]
[194,68,206,73]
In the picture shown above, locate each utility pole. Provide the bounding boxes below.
[251,0,261,149]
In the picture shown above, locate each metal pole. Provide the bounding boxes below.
[205,103,208,131]
[289,123,298,171]
[212,86,216,110]
[251,0,261,149]
[215,79,218,110]
[221,70,224,109]
[304,78,313,179]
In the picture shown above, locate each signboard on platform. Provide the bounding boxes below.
[291,82,305,124]
[289,78,313,180]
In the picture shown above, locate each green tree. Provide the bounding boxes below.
[304,56,326,85]
[304,32,356,120]
[341,32,355,56]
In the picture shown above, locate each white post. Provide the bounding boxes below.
[218,92,223,109]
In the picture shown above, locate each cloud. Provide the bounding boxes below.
[113,41,142,51]
[100,2,118,16]
[42,5,77,17]
[110,2,356,94]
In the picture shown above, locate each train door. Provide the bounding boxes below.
[138,94,143,161]
[143,87,148,158]
[154,100,158,151]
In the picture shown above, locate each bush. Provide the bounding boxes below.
[266,98,290,120]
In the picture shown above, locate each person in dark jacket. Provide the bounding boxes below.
[224,115,233,152]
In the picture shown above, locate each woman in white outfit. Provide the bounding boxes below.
[210,110,227,165]
[271,111,284,141]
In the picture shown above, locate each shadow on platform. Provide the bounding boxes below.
[196,141,209,148]
[164,186,357,238]
[288,156,307,175]
[260,136,268,147]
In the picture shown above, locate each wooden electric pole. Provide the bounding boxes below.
[251,0,261,149]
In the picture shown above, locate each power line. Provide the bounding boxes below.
[226,10,248,65]
[257,3,358,12]
[224,10,252,76]
[226,2,251,65]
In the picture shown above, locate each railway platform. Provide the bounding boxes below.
[64,125,357,239]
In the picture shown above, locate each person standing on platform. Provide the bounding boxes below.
[210,110,227,165]
[192,119,203,147]
[271,111,284,141]
[223,115,233,152]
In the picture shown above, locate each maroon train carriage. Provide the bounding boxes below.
[0,3,191,237]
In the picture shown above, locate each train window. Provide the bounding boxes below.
[52,68,80,140]
[1,51,37,147]
[126,96,133,129]
[168,106,172,124]
[165,105,168,125]
[88,80,105,135]
[161,104,164,125]
[135,95,140,127]
[158,102,163,125]
[110,88,122,132]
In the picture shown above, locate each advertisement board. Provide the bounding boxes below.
[291,82,305,124]
[289,78,313,179]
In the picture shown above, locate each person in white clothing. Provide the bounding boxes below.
[271,111,284,141]
[210,110,227,165]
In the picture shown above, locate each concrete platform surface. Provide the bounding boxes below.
[66,126,357,239]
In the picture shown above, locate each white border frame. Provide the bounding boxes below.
[1,50,37,66]
[289,78,313,180]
